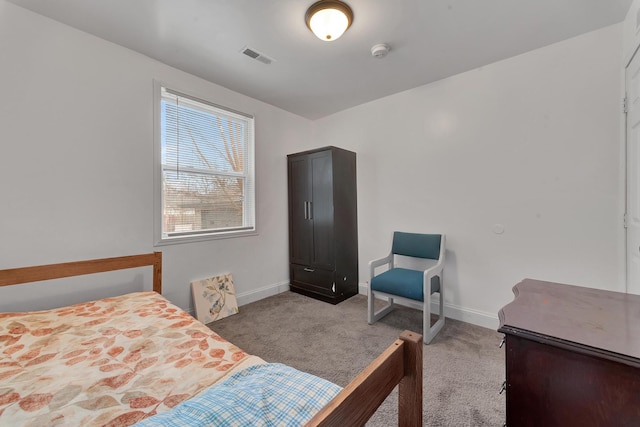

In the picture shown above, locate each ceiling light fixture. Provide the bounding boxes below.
[305,0,353,42]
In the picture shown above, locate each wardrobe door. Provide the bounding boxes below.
[309,150,334,270]
[288,155,312,265]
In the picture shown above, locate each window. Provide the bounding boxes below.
[156,85,255,243]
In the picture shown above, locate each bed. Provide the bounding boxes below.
[0,252,422,426]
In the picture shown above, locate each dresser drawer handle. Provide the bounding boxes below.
[303,268,315,272]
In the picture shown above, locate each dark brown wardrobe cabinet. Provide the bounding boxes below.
[287,146,358,304]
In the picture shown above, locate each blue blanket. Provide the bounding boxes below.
[135,363,342,426]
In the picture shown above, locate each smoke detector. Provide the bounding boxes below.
[371,43,390,59]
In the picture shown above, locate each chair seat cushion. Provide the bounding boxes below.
[370,268,440,302]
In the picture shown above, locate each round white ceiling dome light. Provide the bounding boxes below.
[305,0,354,41]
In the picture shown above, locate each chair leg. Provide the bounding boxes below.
[367,287,375,324]
[423,289,445,344]
[368,289,394,324]
[423,290,431,343]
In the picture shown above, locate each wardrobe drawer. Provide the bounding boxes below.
[291,264,335,295]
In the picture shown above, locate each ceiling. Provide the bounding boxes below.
[8,0,633,120]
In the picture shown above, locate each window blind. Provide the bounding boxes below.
[160,87,255,239]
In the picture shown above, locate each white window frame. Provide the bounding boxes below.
[153,81,256,245]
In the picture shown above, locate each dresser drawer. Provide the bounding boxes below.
[290,264,335,296]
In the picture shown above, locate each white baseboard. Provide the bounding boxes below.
[213,280,499,330]
[237,281,290,307]
[359,283,499,330]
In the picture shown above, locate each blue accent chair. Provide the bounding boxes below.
[368,232,446,344]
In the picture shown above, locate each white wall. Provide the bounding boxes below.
[0,1,626,330]
[315,24,625,327]
[0,1,311,312]
[623,0,640,66]
[624,0,640,295]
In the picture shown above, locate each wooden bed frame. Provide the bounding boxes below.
[0,252,422,426]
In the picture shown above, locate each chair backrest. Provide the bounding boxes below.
[392,232,441,260]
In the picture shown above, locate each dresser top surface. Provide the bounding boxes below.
[499,279,640,361]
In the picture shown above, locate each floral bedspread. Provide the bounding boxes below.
[0,292,261,426]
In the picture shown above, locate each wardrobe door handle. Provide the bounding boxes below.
[308,201,313,220]
[303,201,308,219]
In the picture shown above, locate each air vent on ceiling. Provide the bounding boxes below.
[240,46,275,65]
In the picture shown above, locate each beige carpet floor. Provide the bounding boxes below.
[209,291,506,426]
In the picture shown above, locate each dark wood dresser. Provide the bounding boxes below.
[498,279,640,426]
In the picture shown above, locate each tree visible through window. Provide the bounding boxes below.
[159,87,255,241]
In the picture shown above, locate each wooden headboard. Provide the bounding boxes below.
[0,252,163,294]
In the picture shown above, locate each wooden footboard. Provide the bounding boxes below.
[306,330,423,427]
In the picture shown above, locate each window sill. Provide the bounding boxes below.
[154,229,258,246]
